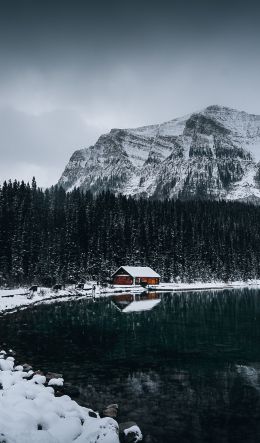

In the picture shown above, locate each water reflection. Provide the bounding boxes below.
[112,292,161,313]
[1,289,260,442]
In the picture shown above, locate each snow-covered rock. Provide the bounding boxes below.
[48,378,64,387]
[0,352,120,443]
[58,105,260,202]
[123,425,143,442]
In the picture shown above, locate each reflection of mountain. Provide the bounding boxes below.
[122,365,260,443]
[112,292,161,313]
[80,365,260,443]
[236,364,260,390]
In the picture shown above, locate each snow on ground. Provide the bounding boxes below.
[0,284,154,315]
[149,280,260,292]
[1,280,260,316]
[0,350,120,443]
[0,287,80,315]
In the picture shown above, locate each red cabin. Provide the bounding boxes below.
[112,266,160,286]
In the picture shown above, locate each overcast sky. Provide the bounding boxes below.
[1,0,260,187]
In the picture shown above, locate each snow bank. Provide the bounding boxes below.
[0,350,120,443]
[0,287,75,315]
[0,285,148,315]
[1,279,260,316]
[149,280,260,292]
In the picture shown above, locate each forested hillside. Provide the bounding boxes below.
[0,179,260,286]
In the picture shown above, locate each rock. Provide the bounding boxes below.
[54,390,64,397]
[48,377,64,387]
[106,403,119,409]
[88,411,98,418]
[22,363,33,371]
[24,371,35,380]
[14,365,24,371]
[119,422,137,433]
[46,371,63,381]
[119,422,143,443]
[8,349,16,356]
[59,383,80,397]
[23,370,34,379]
[102,403,119,418]
[33,370,45,376]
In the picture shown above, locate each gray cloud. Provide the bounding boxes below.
[0,0,260,186]
[0,106,104,187]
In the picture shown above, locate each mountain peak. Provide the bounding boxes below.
[204,104,235,112]
[202,104,260,121]
[58,106,260,202]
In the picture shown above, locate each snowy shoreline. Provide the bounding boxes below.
[0,349,142,443]
[1,280,260,316]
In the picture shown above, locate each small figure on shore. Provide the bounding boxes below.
[28,285,38,299]
[92,284,96,298]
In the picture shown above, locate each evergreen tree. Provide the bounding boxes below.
[0,179,260,285]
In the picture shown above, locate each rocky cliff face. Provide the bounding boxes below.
[58,105,260,201]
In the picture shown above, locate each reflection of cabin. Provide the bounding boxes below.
[112,266,160,285]
[112,292,161,313]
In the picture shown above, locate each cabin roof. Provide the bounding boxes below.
[112,266,160,278]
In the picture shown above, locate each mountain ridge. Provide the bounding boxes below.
[58,105,260,201]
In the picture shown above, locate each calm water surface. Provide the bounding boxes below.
[1,289,260,442]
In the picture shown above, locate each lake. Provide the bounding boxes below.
[1,289,260,442]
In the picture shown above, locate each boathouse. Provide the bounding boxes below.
[112,266,160,286]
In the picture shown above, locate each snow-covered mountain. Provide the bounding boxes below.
[58,105,260,201]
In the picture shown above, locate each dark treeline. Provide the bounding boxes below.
[0,178,260,286]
